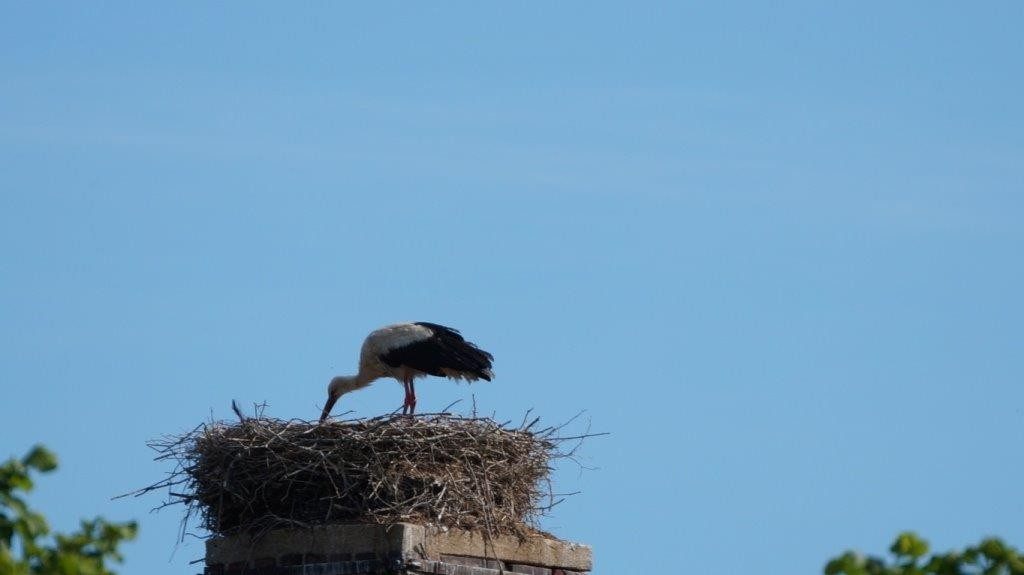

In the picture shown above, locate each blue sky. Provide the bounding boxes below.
[2,3,1022,574]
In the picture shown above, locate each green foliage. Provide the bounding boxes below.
[0,445,137,575]
[825,532,1024,575]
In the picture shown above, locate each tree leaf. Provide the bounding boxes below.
[22,446,58,473]
[891,532,930,559]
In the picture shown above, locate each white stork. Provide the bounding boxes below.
[320,322,494,421]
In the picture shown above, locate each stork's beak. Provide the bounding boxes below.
[319,393,339,423]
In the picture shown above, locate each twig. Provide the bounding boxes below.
[127,407,603,542]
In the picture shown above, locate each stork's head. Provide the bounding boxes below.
[320,375,357,423]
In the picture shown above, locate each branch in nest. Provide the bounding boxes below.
[125,410,603,542]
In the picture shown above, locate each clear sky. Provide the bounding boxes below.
[2,3,1022,574]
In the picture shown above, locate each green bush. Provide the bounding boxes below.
[825,532,1024,575]
[0,445,137,575]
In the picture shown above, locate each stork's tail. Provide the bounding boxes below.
[421,322,494,381]
[447,341,494,381]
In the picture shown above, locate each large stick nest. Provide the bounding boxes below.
[136,411,590,538]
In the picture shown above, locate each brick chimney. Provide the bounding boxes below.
[203,523,592,574]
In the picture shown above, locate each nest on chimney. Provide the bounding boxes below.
[130,409,594,539]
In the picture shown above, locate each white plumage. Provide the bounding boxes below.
[319,322,494,421]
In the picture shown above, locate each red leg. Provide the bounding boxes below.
[401,378,412,415]
[409,379,417,415]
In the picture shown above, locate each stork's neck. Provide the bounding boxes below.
[330,372,373,395]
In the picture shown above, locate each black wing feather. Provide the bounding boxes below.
[379,322,493,380]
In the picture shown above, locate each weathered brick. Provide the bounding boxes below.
[252,557,276,575]
[279,553,303,566]
[441,555,485,567]
[384,553,404,571]
[438,554,507,572]
[328,552,352,562]
[426,561,464,575]
[508,565,551,575]
[225,561,247,574]
[206,524,591,572]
